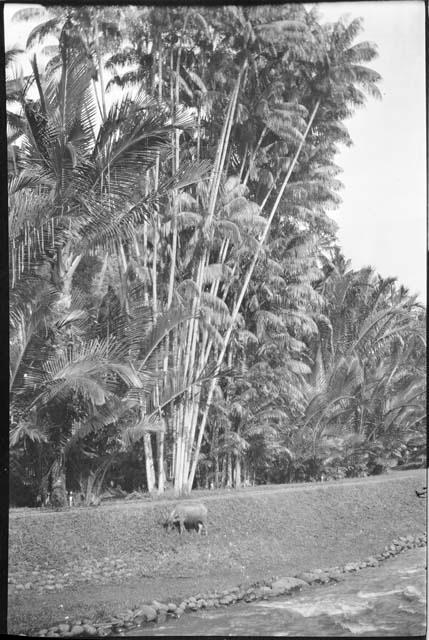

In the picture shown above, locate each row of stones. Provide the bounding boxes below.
[9,558,134,595]
[29,531,427,638]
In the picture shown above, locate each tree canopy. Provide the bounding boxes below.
[8,4,425,506]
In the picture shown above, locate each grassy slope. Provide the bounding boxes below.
[8,469,427,633]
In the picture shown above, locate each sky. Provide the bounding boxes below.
[317,1,426,302]
[4,1,427,302]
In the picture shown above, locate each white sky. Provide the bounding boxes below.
[317,1,426,303]
[4,2,427,302]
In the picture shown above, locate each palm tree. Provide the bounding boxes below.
[296,259,426,478]
[8,24,207,496]
[184,10,382,492]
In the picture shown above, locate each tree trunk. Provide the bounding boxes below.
[92,10,107,121]
[170,64,246,494]
[226,453,232,488]
[243,460,250,487]
[221,457,226,488]
[186,99,321,492]
[234,455,241,488]
[143,433,156,493]
[156,431,165,493]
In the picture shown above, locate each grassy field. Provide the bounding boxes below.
[8,469,427,634]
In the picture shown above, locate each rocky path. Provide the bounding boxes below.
[20,532,428,637]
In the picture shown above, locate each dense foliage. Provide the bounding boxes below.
[8,4,426,505]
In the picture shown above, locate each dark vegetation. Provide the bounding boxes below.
[8,5,426,506]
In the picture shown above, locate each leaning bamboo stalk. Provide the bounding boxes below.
[207,66,246,220]
[181,64,244,386]
[92,9,107,121]
[242,125,268,187]
[182,383,202,485]
[141,45,164,492]
[176,63,247,492]
[187,99,321,491]
[238,143,248,180]
[180,71,240,388]
[201,261,237,373]
[163,28,183,491]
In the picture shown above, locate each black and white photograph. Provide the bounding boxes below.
[5,1,427,636]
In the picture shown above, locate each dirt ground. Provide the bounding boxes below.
[7,468,427,634]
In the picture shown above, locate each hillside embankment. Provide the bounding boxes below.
[7,468,427,634]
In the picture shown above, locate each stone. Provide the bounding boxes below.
[255,586,272,599]
[326,571,344,582]
[219,595,233,605]
[151,601,169,613]
[82,625,97,636]
[175,607,185,618]
[157,612,167,624]
[271,577,309,595]
[347,562,360,571]
[365,557,379,567]
[138,605,157,622]
[57,624,70,634]
[123,622,134,629]
[69,626,84,636]
[186,602,198,611]
[295,571,324,584]
[167,603,177,613]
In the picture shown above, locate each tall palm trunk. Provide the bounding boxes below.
[186,99,321,492]
[172,63,247,494]
[150,44,164,492]
[242,126,267,187]
[92,10,107,121]
[143,432,156,492]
